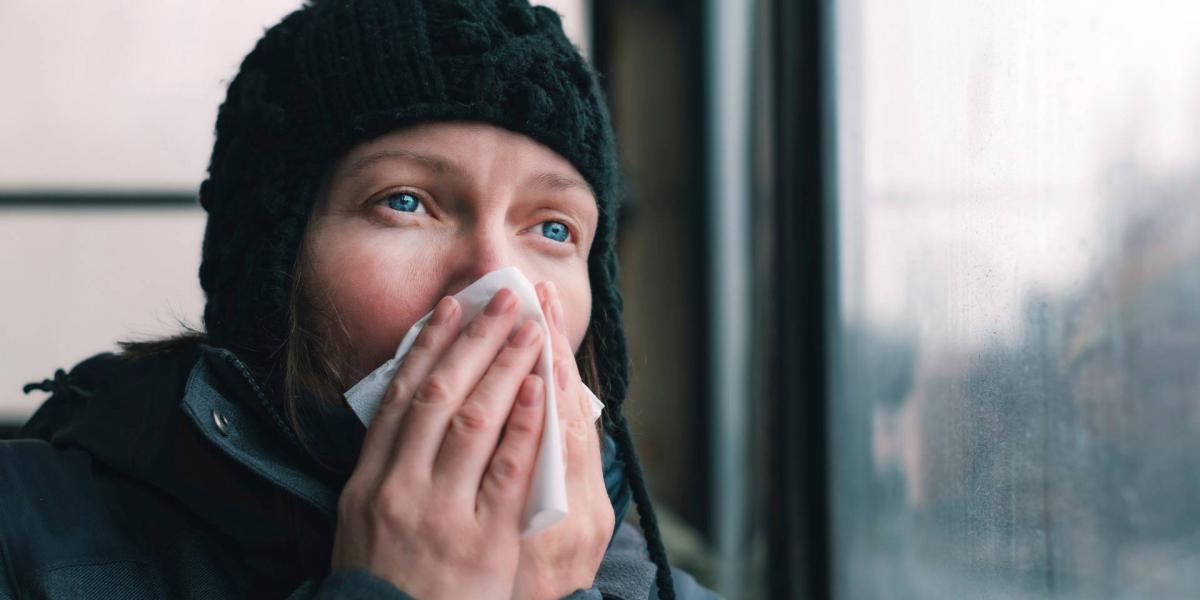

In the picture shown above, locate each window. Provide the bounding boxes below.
[0,0,306,420]
[828,0,1200,597]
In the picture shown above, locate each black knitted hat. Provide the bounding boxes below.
[197,0,674,597]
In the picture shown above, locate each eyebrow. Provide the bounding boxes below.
[529,171,593,195]
[340,147,593,196]
[340,149,454,179]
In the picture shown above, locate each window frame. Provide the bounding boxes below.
[763,0,833,597]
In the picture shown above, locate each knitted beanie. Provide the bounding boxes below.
[196,0,674,597]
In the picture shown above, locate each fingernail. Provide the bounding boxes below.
[537,283,552,324]
[519,376,543,406]
[555,360,569,391]
[541,282,557,328]
[550,288,566,334]
[510,320,541,348]
[429,296,456,325]
[485,288,516,316]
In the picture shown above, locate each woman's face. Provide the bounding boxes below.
[303,121,598,383]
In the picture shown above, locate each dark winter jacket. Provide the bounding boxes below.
[0,344,714,599]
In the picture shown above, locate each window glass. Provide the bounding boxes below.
[0,1,304,190]
[0,210,205,421]
[830,0,1200,597]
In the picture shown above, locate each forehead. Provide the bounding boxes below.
[333,121,592,190]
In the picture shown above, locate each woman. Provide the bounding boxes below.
[0,1,716,598]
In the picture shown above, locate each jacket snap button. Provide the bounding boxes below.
[212,409,230,436]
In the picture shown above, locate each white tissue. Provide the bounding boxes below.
[344,266,604,537]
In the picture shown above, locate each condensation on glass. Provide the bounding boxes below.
[829,0,1200,598]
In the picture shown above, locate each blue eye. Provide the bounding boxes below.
[541,221,571,243]
[382,191,425,213]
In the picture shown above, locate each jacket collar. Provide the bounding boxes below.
[181,346,341,517]
[22,344,334,571]
[184,345,633,528]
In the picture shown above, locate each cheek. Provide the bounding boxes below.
[306,217,596,377]
[306,232,445,377]
[549,268,593,353]
[516,256,593,354]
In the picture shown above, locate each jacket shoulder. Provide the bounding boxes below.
[0,439,240,598]
[20,344,201,443]
[0,440,137,590]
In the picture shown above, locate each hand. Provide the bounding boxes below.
[331,289,547,600]
[511,281,616,600]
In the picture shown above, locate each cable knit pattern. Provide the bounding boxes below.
[197,1,674,597]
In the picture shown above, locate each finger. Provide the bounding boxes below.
[477,374,546,529]
[561,387,602,496]
[574,388,605,472]
[434,319,544,497]
[540,281,601,493]
[538,281,584,423]
[353,295,462,482]
[390,288,520,477]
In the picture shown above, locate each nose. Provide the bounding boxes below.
[445,221,511,292]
